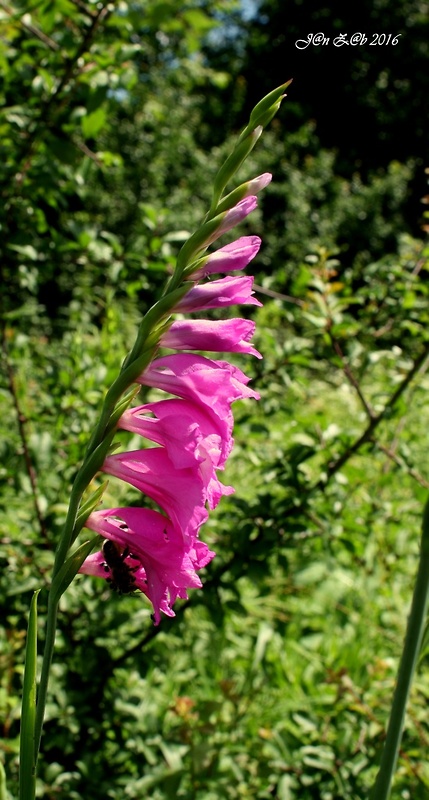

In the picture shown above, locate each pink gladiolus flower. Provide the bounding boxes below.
[192,236,261,279]
[102,448,209,542]
[136,353,261,477]
[81,158,269,623]
[244,172,272,195]
[119,401,203,468]
[197,452,235,509]
[139,353,259,425]
[160,318,262,359]
[213,196,258,240]
[79,507,215,625]
[119,397,233,469]
[174,276,262,312]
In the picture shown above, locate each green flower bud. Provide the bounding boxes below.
[210,127,262,212]
[238,80,292,144]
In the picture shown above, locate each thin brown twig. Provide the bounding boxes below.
[1,328,47,541]
[374,441,429,489]
[0,1,60,50]
[324,341,429,482]
[384,349,429,466]
[329,334,376,420]
[74,138,103,166]
[253,282,305,307]
[11,2,113,182]
[46,4,111,108]
[68,0,99,20]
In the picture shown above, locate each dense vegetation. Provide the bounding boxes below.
[1,1,429,797]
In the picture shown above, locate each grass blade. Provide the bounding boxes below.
[19,590,40,800]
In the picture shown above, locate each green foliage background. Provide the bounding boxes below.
[1,1,429,797]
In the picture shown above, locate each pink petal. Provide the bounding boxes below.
[245,172,272,194]
[80,507,215,625]
[192,236,261,279]
[118,403,203,468]
[214,196,258,238]
[175,276,262,312]
[139,353,260,421]
[160,318,262,359]
[198,453,234,509]
[102,449,208,542]
[78,550,107,578]
[119,398,232,469]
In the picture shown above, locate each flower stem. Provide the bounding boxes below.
[19,591,39,800]
[33,594,59,768]
[30,285,189,774]
[369,497,429,799]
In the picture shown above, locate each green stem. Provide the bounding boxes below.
[19,591,39,800]
[30,286,188,772]
[33,594,59,767]
[33,537,98,765]
[0,761,7,800]
[369,498,429,799]
[84,285,188,457]
[31,439,114,765]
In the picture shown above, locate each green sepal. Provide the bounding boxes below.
[123,283,190,365]
[207,83,291,215]
[247,100,282,134]
[209,127,262,213]
[19,590,40,800]
[174,85,291,278]
[214,185,250,216]
[175,213,228,274]
[141,282,190,326]
[214,173,271,216]
[107,386,140,432]
[50,537,100,606]
[74,430,119,498]
[73,482,109,540]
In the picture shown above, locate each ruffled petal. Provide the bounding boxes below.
[80,508,215,625]
[102,449,209,542]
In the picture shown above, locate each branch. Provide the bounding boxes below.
[11,2,113,181]
[0,1,60,50]
[253,282,305,307]
[375,441,429,490]
[1,328,47,541]
[324,341,429,483]
[329,334,376,420]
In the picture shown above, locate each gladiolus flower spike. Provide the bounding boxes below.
[79,182,270,623]
[79,85,288,624]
